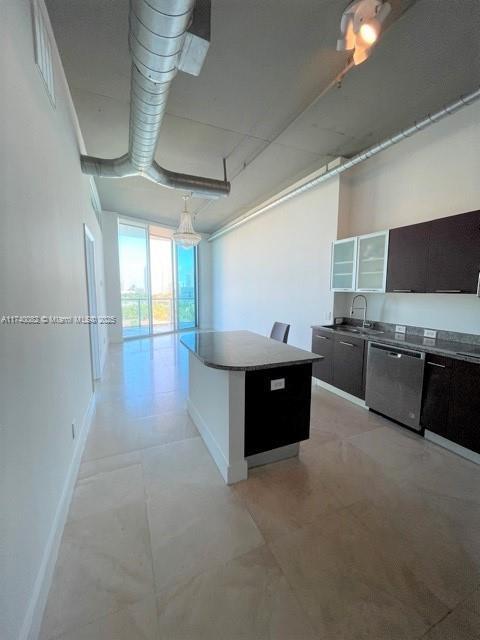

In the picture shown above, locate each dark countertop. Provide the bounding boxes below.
[181,330,322,371]
[312,324,480,364]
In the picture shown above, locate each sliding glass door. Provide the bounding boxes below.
[175,244,197,330]
[118,223,150,339]
[118,220,197,339]
[149,227,174,334]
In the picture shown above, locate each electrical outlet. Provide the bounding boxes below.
[424,329,437,339]
[71,421,76,440]
[395,325,406,334]
[270,378,285,391]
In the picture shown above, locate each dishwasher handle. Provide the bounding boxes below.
[369,342,425,360]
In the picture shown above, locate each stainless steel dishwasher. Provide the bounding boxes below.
[365,342,426,431]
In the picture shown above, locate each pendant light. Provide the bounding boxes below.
[173,195,201,247]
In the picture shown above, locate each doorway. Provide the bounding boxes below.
[118,220,198,339]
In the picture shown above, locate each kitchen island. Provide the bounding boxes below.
[180,330,321,484]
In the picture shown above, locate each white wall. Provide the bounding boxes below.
[211,101,480,342]
[211,178,341,350]
[101,211,213,336]
[0,2,106,639]
[101,211,123,343]
[335,101,480,335]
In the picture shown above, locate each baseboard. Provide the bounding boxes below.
[20,393,96,640]
[313,378,367,409]
[425,430,480,465]
[247,442,299,469]
[187,399,248,484]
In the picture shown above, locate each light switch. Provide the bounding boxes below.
[270,378,285,391]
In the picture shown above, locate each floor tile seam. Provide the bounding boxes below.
[83,433,202,466]
[41,594,150,640]
[447,582,480,616]
[92,406,189,424]
[76,461,144,485]
[139,458,161,634]
[145,490,265,553]
[346,500,455,622]
[65,493,154,527]
[150,531,267,598]
[261,537,323,639]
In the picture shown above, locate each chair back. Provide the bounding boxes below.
[270,322,290,343]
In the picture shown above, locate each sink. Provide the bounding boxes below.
[335,326,384,336]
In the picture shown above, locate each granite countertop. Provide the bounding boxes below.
[312,324,480,364]
[180,330,322,371]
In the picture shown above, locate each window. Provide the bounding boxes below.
[32,0,55,106]
[118,220,198,339]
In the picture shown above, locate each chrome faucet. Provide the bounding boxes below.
[350,294,368,328]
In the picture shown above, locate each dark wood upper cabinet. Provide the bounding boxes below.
[386,222,430,293]
[426,210,480,294]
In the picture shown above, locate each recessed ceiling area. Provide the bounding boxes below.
[45,0,480,233]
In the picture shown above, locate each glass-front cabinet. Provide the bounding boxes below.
[331,237,357,291]
[331,231,388,293]
[356,231,389,292]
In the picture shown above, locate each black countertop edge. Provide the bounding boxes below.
[181,330,322,372]
[311,325,480,365]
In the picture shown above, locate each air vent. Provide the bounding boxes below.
[32,0,55,106]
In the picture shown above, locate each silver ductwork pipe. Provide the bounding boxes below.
[209,86,480,240]
[80,0,230,199]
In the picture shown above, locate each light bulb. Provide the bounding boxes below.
[358,19,380,45]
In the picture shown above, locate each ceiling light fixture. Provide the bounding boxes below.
[173,195,201,248]
[337,0,391,65]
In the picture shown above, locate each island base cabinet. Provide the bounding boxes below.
[244,363,312,457]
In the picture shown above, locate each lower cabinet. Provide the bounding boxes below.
[311,329,334,384]
[332,334,365,399]
[450,360,480,454]
[421,356,480,454]
[421,354,454,439]
[311,328,365,399]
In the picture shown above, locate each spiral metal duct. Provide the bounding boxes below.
[80,0,230,199]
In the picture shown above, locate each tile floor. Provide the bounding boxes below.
[40,334,480,640]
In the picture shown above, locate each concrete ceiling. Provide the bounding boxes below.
[46,0,480,233]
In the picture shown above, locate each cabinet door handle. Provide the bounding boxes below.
[477,273,480,298]
[393,289,412,293]
[435,290,462,293]
[315,335,328,340]
[388,352,402,358]
[427,361,446,368]
[339,341,355,347]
